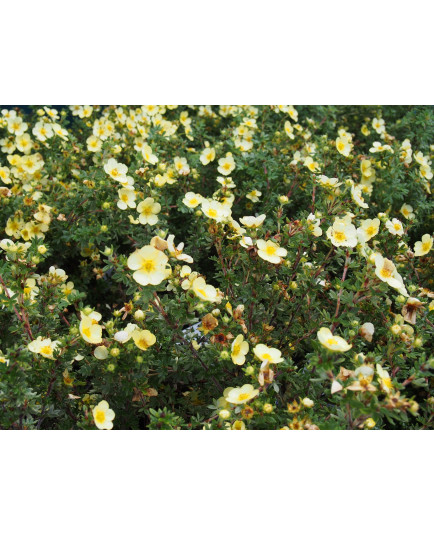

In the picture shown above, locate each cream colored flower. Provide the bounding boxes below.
[201,199,231,222]
[326,219,358,248]
[317,327,352,352]
[192,277,219,302]
[357,218,380,243]
[231,334,249,365]
[93,400,115,430]
[137,197,161,225]
[104,158,128,181]
[246,190,262,202]
[127,245,170,286]
[253,343,284,366]
[239,214,266,228]
[256,239,287,264]
[200,147,216,165]
[183,191,203,208]
[225,384,259,405]
[376,364,393,393]
[80,313,103,344]
[141,144,158,164]
[316,175,342,188]
[117,188,137,210]
[385,218,404,236]
[374,255,408,295]
[217,153,235,176]
[174,156,190,175]
[400,204,414,220]
[28,336,60,359]
[414,234,433,257]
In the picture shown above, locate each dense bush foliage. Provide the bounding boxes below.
[0,104,433,430]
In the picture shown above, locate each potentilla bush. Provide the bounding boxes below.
[0,105,433,430]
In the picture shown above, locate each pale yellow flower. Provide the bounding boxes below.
[317,327,352,352]
[136,197,161,225]
[414,234,433,256]
[127,245,170,286]
[256,239,287,264]
[132,329,156,351]
[93,400,115,430]
[231,334,249,366]
[225,384,259,405]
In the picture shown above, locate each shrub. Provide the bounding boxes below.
[0,105,433,430]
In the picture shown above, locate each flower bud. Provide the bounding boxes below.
[219,409,230,419]
[37,245,47,254]
[391,324,401,335]
[134,309,145,321]
[302,397,314,408]
[263,403,273,413]
[364,418,376,429]
[110,348,120,357]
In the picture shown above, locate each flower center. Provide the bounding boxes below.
[95,410,106,424]
[334,231,346,241]
[238,393,250,401]
[380,267,393,278]
[142,259,155,272]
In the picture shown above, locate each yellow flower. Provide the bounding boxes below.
[183,191,203,208]
[93,400,115,430]
[374,255,408,295]
[376,364,393,393]
[174,156,190,175]
[256,239,287,264]
[304,156,320,172]
[132,329,156,351]
[253,343,284,365]
[326,219,358,248]
[117,188,136,210]
[239,214,266,228]
[142,144,159,164]
[136,197,161,225]
[284,121,295,139]
[201,199,231,222]
[385,218,404,236]
[28,336,60,359]
[336,136,352,157]
[231,420,246,430]
[225,384,259,405]
[79,312,103,344]
[127,245,170,286]
[104,158,128,181]
[192,277,219,302]
[357,218,380,243]
[317,327,352,352]
[246,190,262,202]
[414,234,433,257]
[217,152,235,176]
[400,204,414,220]
[231,334,249,365]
